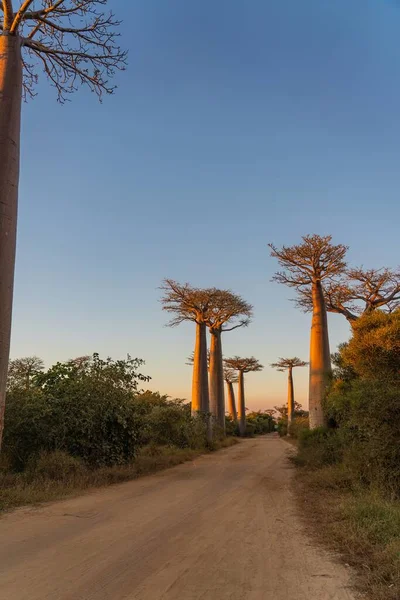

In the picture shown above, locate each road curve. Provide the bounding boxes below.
[0,435,356,600]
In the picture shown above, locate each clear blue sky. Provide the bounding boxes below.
[12,0,400,410]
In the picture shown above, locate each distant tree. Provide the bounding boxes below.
[161,280,213,417]
[271,357,307,430]
[7,356,44,391]
[224,356,263,436]
[204,289,252,432]
[224,366,238,422]
[0,0,127,451]
[269,234,347,428]
[297,267,400,325]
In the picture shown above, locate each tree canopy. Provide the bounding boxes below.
[1,0,127,101]
[270,357,308,372]
[269,234,348,288]
[224,356,263,373]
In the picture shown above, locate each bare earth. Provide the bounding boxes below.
[0,435,357,600]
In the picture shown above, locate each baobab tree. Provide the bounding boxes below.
[297,267,400,326]
[270,357,307,431]
[204,290,252,432]
[269,235,347,428]
[0,0,127,449]
[7,355,44,391]
[224,356,263,436]
[224,366,238,422]
[161,280,214,416]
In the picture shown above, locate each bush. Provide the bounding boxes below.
[277,419,288,437]
[26,451,86,482]
[288,416,309,438]
[295,427,343,468]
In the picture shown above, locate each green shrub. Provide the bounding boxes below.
[277,419,288,437]
[288,416,309,438]
[26,451,86,482]
[295,427,343,468]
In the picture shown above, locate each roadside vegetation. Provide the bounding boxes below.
[291,309,400,600]
[0,353,274,513]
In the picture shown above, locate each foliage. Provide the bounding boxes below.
[340,309,400,382]
[288,416,309,438]
[270,357,307,371]
[300,310,400,495]
[269,234,348,289]
[224,356,263,373]
[294,427,343,468]
[246,411,275,434]
[7,356,44,392]
[4,354,152,468]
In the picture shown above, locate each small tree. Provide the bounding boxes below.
[161,280,213,416]
[297,267,400,325]
[224,366,238,422]
[269,234,347,428]
[204,290,252,432]
[7,355,44,391]
[0,0,127,450]
[224,356,263,436]
[271,357,307,431]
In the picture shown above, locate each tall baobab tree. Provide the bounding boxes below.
[296,267,400,326]
[270,357,307,430]
[269,235,347,428]
[161,280,214,416]
[224,366,238,422]
[0,0,127,450]
[204,290,252,432]
[224,356,263,436]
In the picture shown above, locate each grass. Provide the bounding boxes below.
[294,463,400,600]
[0,437,238,514]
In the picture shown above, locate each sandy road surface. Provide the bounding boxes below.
[0,435,356,600]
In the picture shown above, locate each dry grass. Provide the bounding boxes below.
[294,464,400,600]
[0,438,238,514]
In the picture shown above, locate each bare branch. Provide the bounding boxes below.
[10,0,35,32]
[294,267,400,324]
[269,234,348,288]
[2,0,14,30]
[6,1,127,101]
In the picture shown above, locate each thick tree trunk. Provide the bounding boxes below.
[0,35,22,450]
[226,381,237,422]
[309,280,331,429]
[192,321,205,413]
[237,370,246,437]
[209,329,225,433]
[287,367,294,434]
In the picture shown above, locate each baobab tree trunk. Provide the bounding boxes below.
[309,280,331,429]
[192,321,209,414]
[287,367,294,434]
[0,35,23,451]
[209,329,225,433]
[226,381,237,422]
[237,370,246,437]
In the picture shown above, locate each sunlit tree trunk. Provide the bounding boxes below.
[199,322,210,415]
[209,329,225,433]
[237,370,246,436]
[226,381,237,422]
[0,35,22,450]
[287,367,294,434]
[192,321,205,413]
[309,280,331,429]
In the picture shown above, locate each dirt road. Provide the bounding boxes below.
[0,435,356,600]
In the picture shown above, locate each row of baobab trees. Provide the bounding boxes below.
[161,234,400,434]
